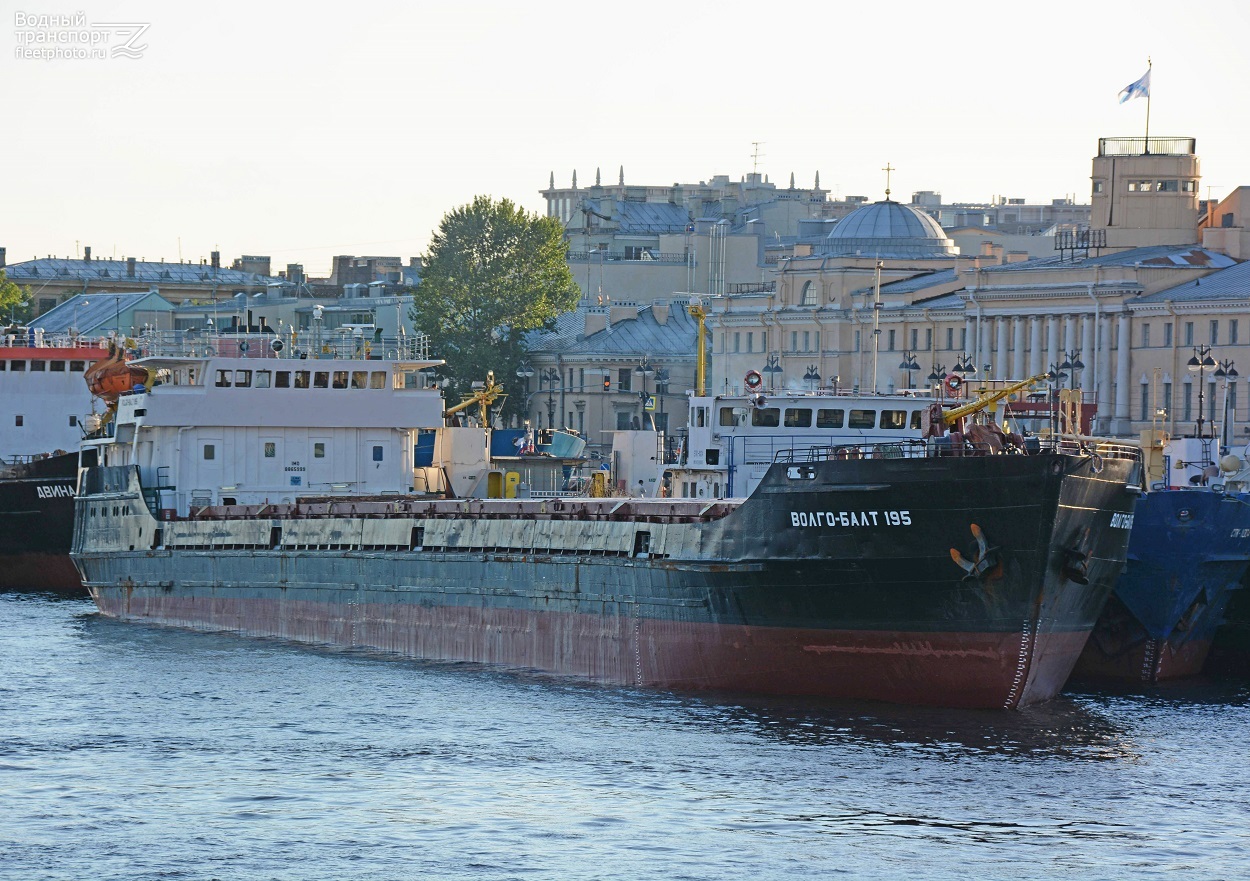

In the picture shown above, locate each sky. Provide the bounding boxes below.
[6,0,1250,278]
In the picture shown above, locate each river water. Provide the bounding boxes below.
[3,591,1248,881]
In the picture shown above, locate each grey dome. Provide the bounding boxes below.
[825,200,958,258]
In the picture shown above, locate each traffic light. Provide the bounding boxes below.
[602,375,611,391]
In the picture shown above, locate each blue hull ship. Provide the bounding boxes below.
[1076,435,1250,682]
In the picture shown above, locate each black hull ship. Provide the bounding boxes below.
[0,452,82,591]
[71,331,1141,709]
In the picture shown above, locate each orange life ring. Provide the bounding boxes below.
[744,370,763,390]
[943,373,963,397]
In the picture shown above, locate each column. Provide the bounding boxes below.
[1098,316,1114,432]
[1080,314,1095,393]
[1064,315,1076,360]
[978,320,990,376]
[1012,318,1026,380]
[993,317,1008,380]
[963,318,974,358]
[1028,316,1042,377]
[1114,312,1132,433]
[1046,315,1059,374]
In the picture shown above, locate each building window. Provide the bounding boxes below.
[1231,384,1239,421]
[1163,382,1172,415]
[790,331,798,352]
[925,329,932,350]
[616,411,632,430]
[746,332,753,353]
[1141,384,1149,421]
[1128,180,1153,192]
[1157,180,1179,192]
[1183,383,1193,421]
[1092,181,1105,194]
[803,331,811,352]
[960,328,967,350]
[1232,320,1239,346]
[854,330,861,351]
[1184,322,1194,346]
[733,332,740,353]
[946,328,953,350]
[1211,320,1219,345]
[1183,181,1197,192]
[910,329,918,350]
[800,281,816,306]
[1141,324,1151,347]
[1164,323,1173,346]
[617,368,632,392]
[888,329,896,351]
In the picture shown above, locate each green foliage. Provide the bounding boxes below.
[0,270,33,325]
[413,196,580,415]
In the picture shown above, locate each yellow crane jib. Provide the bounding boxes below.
[943,373,1047,426]
[444,371,506,425]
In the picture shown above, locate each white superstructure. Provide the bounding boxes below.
[0,331,106,463]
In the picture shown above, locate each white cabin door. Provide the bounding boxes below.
[308,435,333,494]
[359,435,392,494]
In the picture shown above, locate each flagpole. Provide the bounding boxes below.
[1144,56,1152,153]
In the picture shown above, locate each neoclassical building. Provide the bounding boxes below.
[708,136,1250,441]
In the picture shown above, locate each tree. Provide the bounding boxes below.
[412,196,580,417]
[0,270,33,325]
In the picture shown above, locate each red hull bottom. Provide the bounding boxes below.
[0,553,84,593]
[1073,636,1212,684]
[91,590,1091,709]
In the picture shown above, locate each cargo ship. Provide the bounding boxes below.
[72,331,1142,709]
[1074,433,1250,682]
[0,331,106,591]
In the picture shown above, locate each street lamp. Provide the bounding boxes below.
[1214,359,1238,453]
[541,367,560,429]
[1188,344,1218,438]
[898,350,920,390]
[653,366,670,434]
[927,362,947,387]
[1057,349,1084,391]
[952,353,977,377]
[803,364,821,391]
[516,360,535,425]
[634,358,656,429]
[762,353,783,391]
[1046,362,1069,434]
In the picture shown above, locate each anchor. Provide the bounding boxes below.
[950,523,1001,581]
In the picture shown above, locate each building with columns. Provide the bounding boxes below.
[704,135,1250,441]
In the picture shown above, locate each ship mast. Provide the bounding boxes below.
[688,297,707,396]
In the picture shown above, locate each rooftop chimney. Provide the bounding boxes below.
[210,250,220,270]
[127,256,136,278]
[84,246,92,263]
[583,311,607,337]
[0,247,5,269]
[651,301,670,325]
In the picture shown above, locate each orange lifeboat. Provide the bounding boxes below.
[83,343,149,403]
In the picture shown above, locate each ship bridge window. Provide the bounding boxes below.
[70,361,85,372]
[784,408,812,428]
[313,371,329,389]
[372,445,384,462]
[352,371,368,389]
[817,408,844,428]
[235,370,252,387]
[695,407,708,428]
[720,407,745,426]
[370,371,386,389]
[275,371,291,388]
[10,360,25,371]
[255,370,271,389]
[14,415,23,426]
[294,371,310,389]
[848,409,876,429]
[314,442,326,458]
[332,371,348,389]
[911,410,923,429]
[0,361,5,370]
[264,442,276,458]
[50,360,66,372]
[214,370,232,388]
[30,360,46,371]
[880,410,907,430]
[751,407,780,428]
